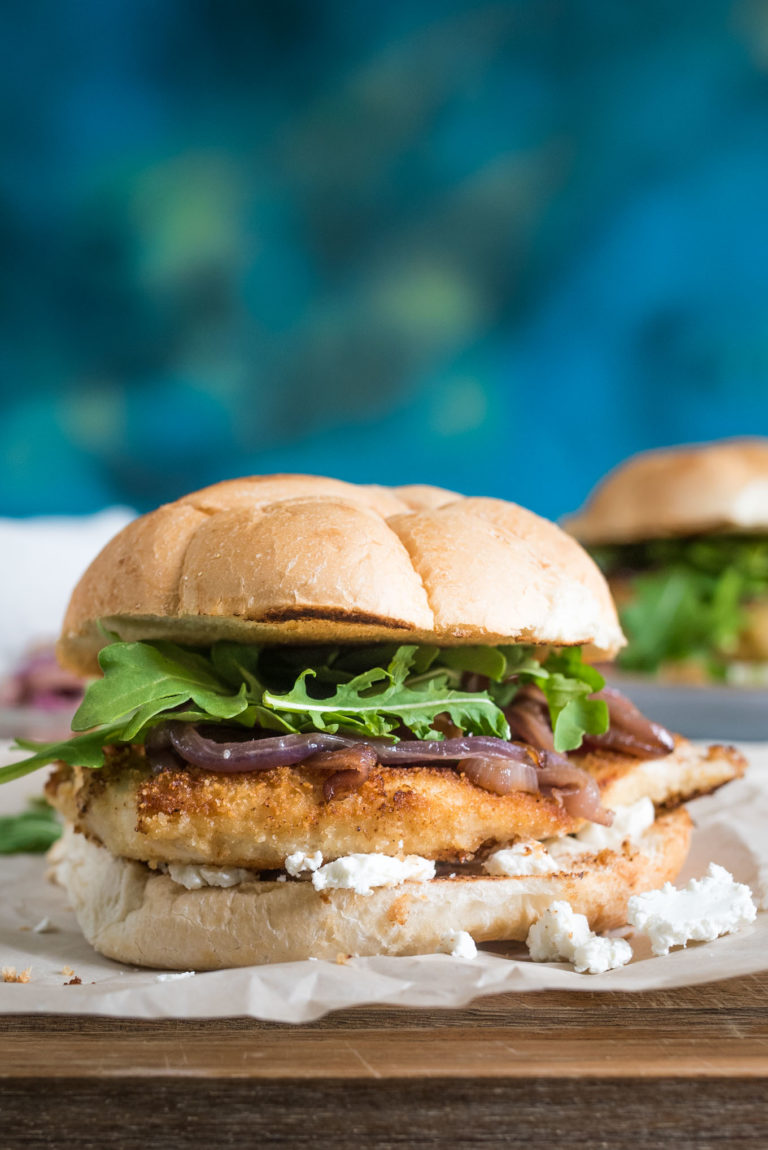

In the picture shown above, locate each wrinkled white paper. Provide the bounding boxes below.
[1,743,767,1022]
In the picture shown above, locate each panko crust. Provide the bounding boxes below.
[57,475,624,675]
[573,737,746,810]
[46,752,579,868]
[45,738,743,870]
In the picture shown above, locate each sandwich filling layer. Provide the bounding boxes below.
[46,738,743,870]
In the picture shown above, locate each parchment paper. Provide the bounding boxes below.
[2,742,767,1022]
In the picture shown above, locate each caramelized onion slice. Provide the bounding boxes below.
[323,766,372,801]
[537,751,613,826]
[375,737,535,764]
[583,687,675,759]
[459,756,539,796]
[161,724,535,773]
[165,723,356,772]
[302,745,377,801]
[145,723,186,773]
[504,685,554,752]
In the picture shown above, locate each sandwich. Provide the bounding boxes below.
[1,475,744,968]
[565,439,768,685]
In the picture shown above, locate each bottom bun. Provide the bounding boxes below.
[55,812,691,970]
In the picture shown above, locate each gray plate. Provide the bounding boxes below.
[605,674,768,741]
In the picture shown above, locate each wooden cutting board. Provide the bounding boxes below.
[2,971,768,1148]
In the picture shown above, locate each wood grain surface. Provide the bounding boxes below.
[2,972,768,1148]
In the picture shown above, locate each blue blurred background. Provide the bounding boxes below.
[2,0,768,520]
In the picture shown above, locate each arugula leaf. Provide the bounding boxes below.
[538,647,605,693]
[439,646,508,682]
[210,643,265,694]
[549,695,609,752]
[526,649,608,752]
[0,723,125,783]
[486,646,608,751]
[73,641,249,731]
[262,650,510,740]
[0,798,61,854]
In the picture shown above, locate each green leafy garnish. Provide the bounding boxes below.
[591,534,768,677]
[526,648,608,750]
[3,724,126,783]
[619,568,746,676]
[74,641,249,734]
[0,797,61,854]
[262,656,509,740]
[0,639,608,783]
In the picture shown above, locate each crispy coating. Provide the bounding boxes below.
[574,739,746,809]
[45,738,744,869]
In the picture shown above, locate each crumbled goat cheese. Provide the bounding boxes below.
[484,840,561,877]
[526,901,589,961]
[544,835,591,862]
[572,934,634,975]
[165,863,256,890]
[437,931,478,959]
[526,901,632,975]
[573,797,655,853]
[285,850,324,877]
[627,863,757,956]
[311,853,435,896]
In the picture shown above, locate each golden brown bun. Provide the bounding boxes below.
[58,475,624,674]
[54,810,691,969]
[46,738,743,870]
[565,439,768,544]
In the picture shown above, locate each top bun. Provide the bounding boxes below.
[565,439,768,545]
[58,475,624,675]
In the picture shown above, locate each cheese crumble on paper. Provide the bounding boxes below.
[526,902,632,975]
[627,863,757,956]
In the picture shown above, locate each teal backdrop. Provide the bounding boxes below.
[1,1,767,518]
